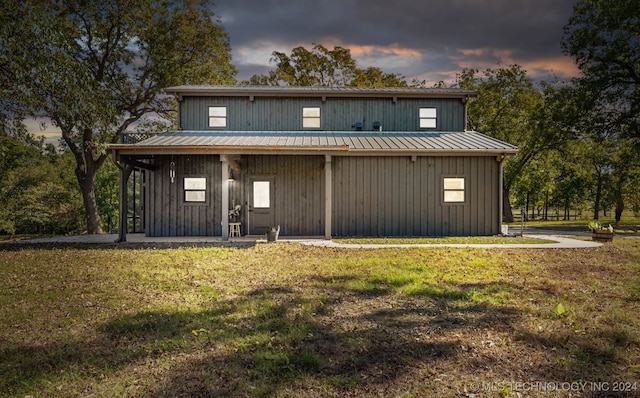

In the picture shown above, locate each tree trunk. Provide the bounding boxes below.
[593,172,603,220]
[615,195,624,224]
[544,190,549,220]
[503,187,514,222]
[75,166,104,234]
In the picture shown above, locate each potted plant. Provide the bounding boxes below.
[589,221,615,242]
[266,225,280,242]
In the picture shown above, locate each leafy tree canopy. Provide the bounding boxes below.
[0,0,237,233]
[562,0,640,137]
[244,44,407,87]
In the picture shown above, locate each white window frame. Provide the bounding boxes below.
[208,106,227,128]
[443,177,465,203]
[184,177,207,203]
[419,107,437,129]
[302,106,321,129]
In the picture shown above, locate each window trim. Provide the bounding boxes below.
[183,176,208,204]
[302,106,321,129]
[419,107,437,129]
[208,106,227,128]
[443,176,466,204]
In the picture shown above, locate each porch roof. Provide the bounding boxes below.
[109,130,518,156]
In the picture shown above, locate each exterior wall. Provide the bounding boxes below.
[236,155,325,236]
[146,155,325,237]
[145,154,499,237]
[179,96,466,132]
[331,155,500,236]
[146,155,222,236]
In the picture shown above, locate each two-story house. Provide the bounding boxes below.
[109,86,517,241]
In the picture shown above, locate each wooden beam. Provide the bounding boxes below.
[121,156,158,170]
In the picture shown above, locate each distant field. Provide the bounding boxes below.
[1,239,639,397]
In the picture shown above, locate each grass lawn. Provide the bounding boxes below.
[333,236,557,245]
[1,240,640,397]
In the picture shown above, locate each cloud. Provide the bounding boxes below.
[216,0,579,85]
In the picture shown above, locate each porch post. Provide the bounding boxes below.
[116,156,132,243]
[324,154,332,239]
[221,155,230,240]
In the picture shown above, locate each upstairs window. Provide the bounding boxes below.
[208,106,227,128]
[419,107,437,129]
[302,107,321,128]
[443,177,465,203]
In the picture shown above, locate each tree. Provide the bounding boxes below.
[244,44,407,87]
[350,67,408,88]
[0,134,84,236]
[456,65,565,222]
[0,0,236,233]
[562,0,640,222]
[563,0,640,139]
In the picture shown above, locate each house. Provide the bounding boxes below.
[109,86,517,241]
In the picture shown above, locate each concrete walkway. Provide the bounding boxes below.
[299,234,602,249]
[3,232,603,249]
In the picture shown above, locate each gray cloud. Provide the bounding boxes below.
[215,0,578,84]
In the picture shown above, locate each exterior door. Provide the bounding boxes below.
[248,177,275,235]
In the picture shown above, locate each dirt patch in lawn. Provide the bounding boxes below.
[1,240,639,397]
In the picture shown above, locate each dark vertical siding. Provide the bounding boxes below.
[241,155,325,236]
[332,156,500,236]
[179,96,466,131]
[147,155,221,236]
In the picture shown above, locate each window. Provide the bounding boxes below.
[302,107,320,128]
[184,177,207,202]
[443,177,465,203]
[208,106,227,128]
[419,107,437,129]
[253,181,270,208]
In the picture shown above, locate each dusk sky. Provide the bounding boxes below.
[32,0,581,140]
[215,0,581,85]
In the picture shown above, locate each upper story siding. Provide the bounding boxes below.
[166,86,476,132]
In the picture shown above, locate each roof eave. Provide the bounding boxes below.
[163,86,478,100]
[109,144,517,157]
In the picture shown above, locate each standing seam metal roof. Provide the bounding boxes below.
[112,130,518,153]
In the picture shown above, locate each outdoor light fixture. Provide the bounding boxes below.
[228,169,235,182]
[170,161,176,183]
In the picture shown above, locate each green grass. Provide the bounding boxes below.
[333,236,557,244]
[1,240,640,397]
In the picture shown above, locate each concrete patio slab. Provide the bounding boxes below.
[2,233,603,249]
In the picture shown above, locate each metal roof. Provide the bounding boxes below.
[110,130,517,155]
[163,85,477,99]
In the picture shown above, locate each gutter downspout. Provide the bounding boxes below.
[497,154,505,234]
[463,95,469,131]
